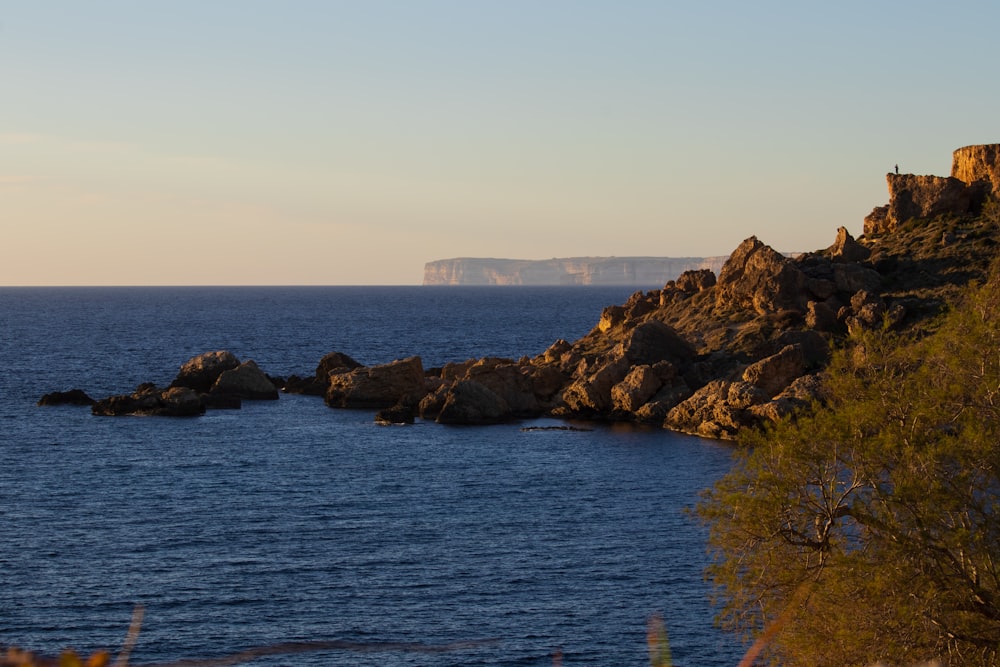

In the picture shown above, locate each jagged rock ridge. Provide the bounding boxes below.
[423,256,729,286]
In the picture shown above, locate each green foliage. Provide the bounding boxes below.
[699,264,1000,666]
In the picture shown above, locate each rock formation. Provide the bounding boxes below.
[952,143,1000,194]
[44,144,1000,438]
[38,389,95,406]
[325,356,426,409]
[865,144,998,235]
[83,351,280,417]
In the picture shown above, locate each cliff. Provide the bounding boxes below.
[865,143,999,235]
[423,256,729,286]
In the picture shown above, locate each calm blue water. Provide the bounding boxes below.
[0,287,743,666]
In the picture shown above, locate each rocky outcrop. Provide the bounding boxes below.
[828,226,871,263]
[169,350,240,393]
[49,351,286,417]
[211,360,279,400]
[952,144,1000,195]
[436,380,512,425]
[44,145,1000,437]
[715,237,810,314]
[92,384,207,417]
[423,256,729,286]
[283,351,363,395]
[865,144,999,236]
[38,389,95,406]
[326,356,426,409]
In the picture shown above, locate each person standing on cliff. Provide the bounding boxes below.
[895,164,899,174]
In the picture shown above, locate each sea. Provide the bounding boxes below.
[0,286,745,666]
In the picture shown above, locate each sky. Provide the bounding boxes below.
[1,1,998,285]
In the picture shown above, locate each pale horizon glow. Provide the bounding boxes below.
[2,1,998,285]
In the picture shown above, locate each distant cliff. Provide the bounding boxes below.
[423,256,729,286]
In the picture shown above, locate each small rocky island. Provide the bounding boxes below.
[42,144,1000,439]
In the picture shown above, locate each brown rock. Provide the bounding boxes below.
[561,356,630,413]
[436,380,511,425]
[885,173,976,230]
[741,344,806,397]
[526,364,568,402]
[623,320,694,366]
[832,263,881,294]
[170,350,240,393]
[665,380,745,440]
[38,389,95,406]
[675,268,716,292]
[863,205,891,236]
[598,305,627,332]
[316,351,364,380]
[375,403,415,425]
[326,356,426,409]
[611,365,663,413]
[828,226,871,263]
[805,300,839,332]
[211,360,279,400]
[464,358,540,416]
[418,382,451,419]
[633,381,692,423]
[952,144,1000,194]
[92,384,207,417]
[716,237,809,315]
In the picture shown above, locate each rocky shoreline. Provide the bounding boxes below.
[40,144,1000,439]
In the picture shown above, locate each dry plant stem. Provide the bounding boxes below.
[736,582,813,667]
[113,605,145,667]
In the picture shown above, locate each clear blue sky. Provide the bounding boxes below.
[2,1,997,285]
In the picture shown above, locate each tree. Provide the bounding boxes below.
[699,266,1000,666]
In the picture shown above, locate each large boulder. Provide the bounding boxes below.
[436,380,511,425]
[326,356,426,409]
[463,358,541,416]
[316,351,364,380]
[715,237,810,315]
[284,351,364,395]
[170,351,240,393]
[211,360,279,400]
[619,320,695,366]
[611,365,662,413]
[561,356,630,413]
[665,380,749,440]
[675,268,716,292]
[741,344,806,397]
[828,226,871,263]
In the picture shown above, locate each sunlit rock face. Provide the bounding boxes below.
[864,144,999,236]
[952,143,1000,194]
